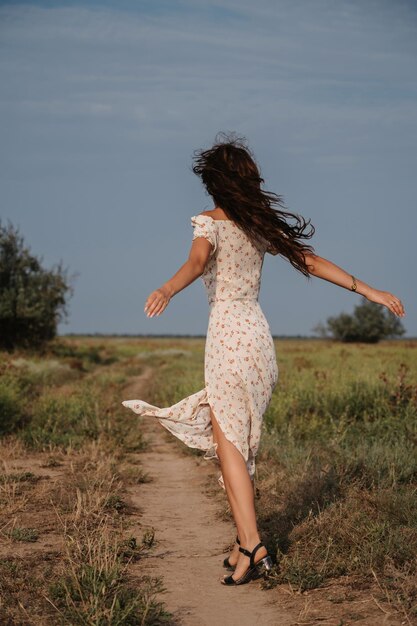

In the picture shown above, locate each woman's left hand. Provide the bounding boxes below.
[365,287,406,318]
[144,286,172,318]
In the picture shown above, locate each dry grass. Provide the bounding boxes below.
[0,338,174,625]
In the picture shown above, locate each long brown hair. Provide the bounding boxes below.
[192,131,316,278]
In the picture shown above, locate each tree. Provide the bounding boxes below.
[312,297,405,343]
[0,218,76,351]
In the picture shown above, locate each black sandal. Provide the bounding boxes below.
[221,541,273,585]
[223,534,240,570]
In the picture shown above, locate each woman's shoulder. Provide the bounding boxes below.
[190,210,220,229]
[198,208,231,221]
[193,211,215,222]
[190,211,218,226]
[198,209,217,221]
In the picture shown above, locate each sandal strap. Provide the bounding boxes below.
[238,546,252,558]
[238,541,265,569]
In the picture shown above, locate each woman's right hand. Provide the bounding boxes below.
[144,285,172,318]
[364,288,405,318]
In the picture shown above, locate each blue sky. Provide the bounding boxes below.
[1,0,416,337]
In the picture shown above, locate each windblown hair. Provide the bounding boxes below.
[192,131,316,278]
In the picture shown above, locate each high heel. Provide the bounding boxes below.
[221,541,273,585]
[223,534,240,570]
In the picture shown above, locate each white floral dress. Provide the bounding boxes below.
[122,214,279,489]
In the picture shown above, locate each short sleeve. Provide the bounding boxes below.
[190,215,218,257]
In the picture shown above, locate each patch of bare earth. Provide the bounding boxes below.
[0,441,69,623]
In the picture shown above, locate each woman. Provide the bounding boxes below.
[122,132,405,586]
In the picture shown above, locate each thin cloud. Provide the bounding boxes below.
[0,1,415,334]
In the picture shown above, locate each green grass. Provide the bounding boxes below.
[0,375,29,435]
[9,527,39,542]
[252,340,417,618]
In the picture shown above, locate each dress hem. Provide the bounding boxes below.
[121,384,253,491]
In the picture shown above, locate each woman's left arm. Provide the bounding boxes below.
[304,253,406,318]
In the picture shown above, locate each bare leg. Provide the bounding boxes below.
[210,412,243,566]
[210,406,267,580]
[224,476,256,567]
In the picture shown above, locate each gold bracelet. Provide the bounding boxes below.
[350,275,357,292]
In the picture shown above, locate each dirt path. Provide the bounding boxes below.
[123,372,294,626]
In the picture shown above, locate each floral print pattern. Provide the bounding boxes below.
[122,214,279,489]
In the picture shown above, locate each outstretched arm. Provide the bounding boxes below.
[144,237,213,318]
[304,253,405,318]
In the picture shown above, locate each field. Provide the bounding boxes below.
[0,336,416,625]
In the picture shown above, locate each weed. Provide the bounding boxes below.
[41,456,64,468]
[0,471,39,484]
[10,527,39,542]
[116,531,155,562]
[104,494,128,512]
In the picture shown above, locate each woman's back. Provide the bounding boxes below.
[190,212,266,307]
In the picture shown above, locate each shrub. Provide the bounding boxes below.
[0,378,27,435]
[0,219,75,351]
[314,297,405,343]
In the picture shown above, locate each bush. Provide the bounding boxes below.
[315,298,405,343]
[0,219,76,351]
[0,378,27,435]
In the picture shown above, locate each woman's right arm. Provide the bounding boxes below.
[144,237,212,318]
[303,252,406,318]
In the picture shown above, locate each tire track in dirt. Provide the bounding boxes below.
[123,368,294,626]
